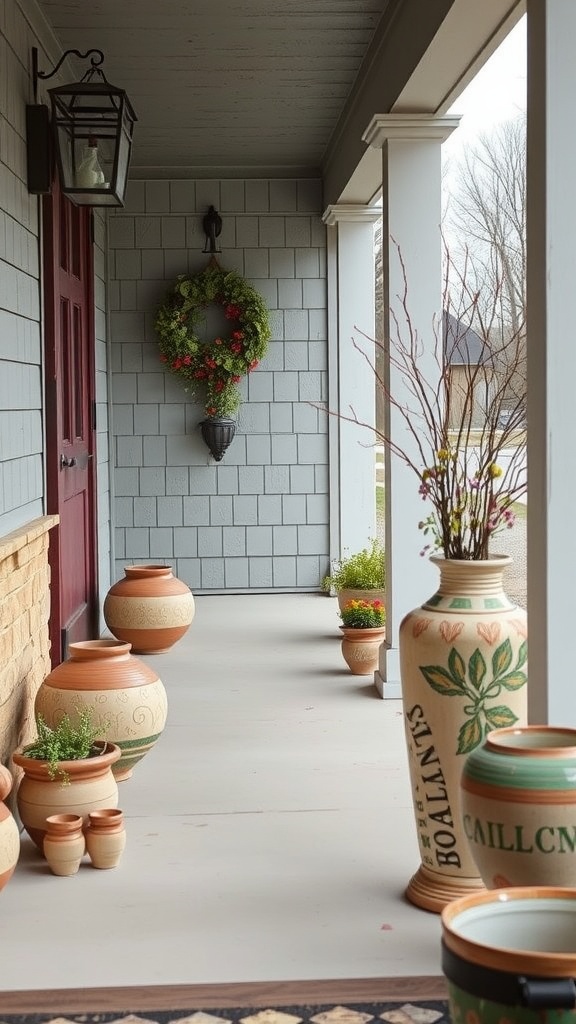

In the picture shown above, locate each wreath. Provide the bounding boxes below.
[155,263,271,418]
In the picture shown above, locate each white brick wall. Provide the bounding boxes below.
[108,177,329,593]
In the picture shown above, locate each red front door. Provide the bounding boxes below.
[44,184,99,666]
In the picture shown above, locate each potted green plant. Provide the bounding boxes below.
[322,538,386,610]
[338,598,386,675]
[11,710,120,851]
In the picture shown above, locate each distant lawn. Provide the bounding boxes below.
[376,487,385,517]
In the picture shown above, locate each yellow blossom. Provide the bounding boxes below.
[489,463,503,478]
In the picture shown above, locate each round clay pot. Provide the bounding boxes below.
[460,726,576,889]
[43,814,86,876]
[442,887,576,1024]
[337,588,386,612]
[34,639,168,781]
[399,555,527,913]
[103,564,195,654]
[340,626,386,675]
[85,808,126,869]
[0,765,19,891]
[12,740,120,851]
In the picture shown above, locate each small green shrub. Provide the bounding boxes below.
[24,709,106,783]
[322,539,385,592]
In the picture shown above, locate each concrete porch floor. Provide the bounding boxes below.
[2,593,444,991]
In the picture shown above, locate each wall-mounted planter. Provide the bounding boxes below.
[200,417,237,461]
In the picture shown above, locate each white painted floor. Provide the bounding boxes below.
[2,594,444,991]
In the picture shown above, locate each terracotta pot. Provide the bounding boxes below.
[461,726,576,889]
[336,588,386,612]
[12,740,120,851]
[442,887,576,1024]
[340,626,386,675]
[35,639,168,781]
[103,564,195,654]
[0,765,19,891]
[85,808,126,869]
[43,814,86,876]
[399,555,528,913]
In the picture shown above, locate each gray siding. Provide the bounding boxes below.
[0,3,44,534]
[108,178,329,592]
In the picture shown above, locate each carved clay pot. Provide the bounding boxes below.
[34,639,168,781]
[340,626,386,675]
[461,726,576,889]
[103,564,195,654]
[0,765,19,891]
[12,740,120,851]
[399,555,528,913]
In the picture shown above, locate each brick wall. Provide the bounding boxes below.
[0,516,58,768]
[108,178,330,593]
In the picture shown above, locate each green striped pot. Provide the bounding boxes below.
[460,726,576,888]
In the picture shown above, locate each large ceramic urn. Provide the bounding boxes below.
[35,640,168,781]
[103,564,195,654]
[399,555,528,913]
[0,765,19,891]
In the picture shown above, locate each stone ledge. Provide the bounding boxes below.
[0,515,59,562]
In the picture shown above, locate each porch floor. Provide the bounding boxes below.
[2,593,444,992]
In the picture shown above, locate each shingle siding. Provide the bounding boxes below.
[108,178,328,592]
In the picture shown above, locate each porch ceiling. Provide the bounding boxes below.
[35,0,524,200]
[36,0,391,179]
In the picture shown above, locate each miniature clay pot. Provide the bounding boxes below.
[43,814,86,876]
[85,808,126,869]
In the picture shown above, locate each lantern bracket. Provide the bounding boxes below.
[32,47,105,102]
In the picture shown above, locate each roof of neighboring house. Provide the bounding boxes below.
[443,311,487,365]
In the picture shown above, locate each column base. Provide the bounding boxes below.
[405,864,485,914]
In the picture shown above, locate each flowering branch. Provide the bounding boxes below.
[334,241,527,560]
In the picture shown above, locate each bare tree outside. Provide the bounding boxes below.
[445,115,527,408]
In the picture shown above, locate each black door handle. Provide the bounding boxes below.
[60,454,77,468]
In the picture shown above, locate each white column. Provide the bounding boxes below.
[526,1,576,725]
[323,205,381,558]
[362,115,459,698]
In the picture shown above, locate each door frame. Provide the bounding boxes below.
[42,189,99,666]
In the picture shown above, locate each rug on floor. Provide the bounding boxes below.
[0,1001,450,1024]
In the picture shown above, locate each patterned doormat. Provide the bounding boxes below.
[0,1003,450,1024]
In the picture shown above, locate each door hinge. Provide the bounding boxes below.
[91,398,97,431]
[89,210,95,245]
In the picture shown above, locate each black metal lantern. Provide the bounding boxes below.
[28,47,137,207]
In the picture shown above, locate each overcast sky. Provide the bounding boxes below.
[443,14,526,163]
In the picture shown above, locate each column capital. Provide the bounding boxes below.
[363,113,461,149]
[322,204,381,227]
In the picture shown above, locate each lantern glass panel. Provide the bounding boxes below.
[49,82,136,207]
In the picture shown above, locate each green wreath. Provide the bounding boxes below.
[155,263,271,417]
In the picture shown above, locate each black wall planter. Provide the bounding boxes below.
[200,417,237,461]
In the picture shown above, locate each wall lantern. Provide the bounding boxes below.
[202,206,222,253]
[27,47,137,206]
